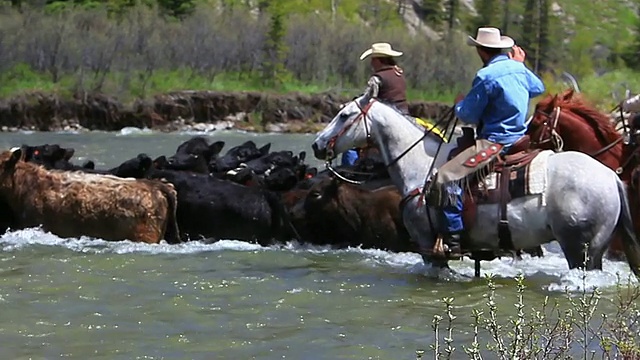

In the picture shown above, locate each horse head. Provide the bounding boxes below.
[312,94,375,161]
[527,93,562,151]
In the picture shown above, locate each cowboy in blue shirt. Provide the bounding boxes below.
[437,27,546,258]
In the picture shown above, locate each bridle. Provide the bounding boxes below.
[323,98,455,185]
[530,106,564,151]
[531,105,626,158]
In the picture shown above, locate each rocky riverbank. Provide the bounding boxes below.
[0,91,452,134]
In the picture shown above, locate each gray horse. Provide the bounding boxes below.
[311,94,640,277]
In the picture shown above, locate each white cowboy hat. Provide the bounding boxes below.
[359,43,403,61]
[466,27,514,49]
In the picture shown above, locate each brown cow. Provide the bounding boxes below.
[289,176,417,253]
[0,148,180,244]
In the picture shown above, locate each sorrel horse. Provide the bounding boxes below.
[311,94,640,277]
[527,88,637,259]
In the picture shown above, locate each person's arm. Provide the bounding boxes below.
[526,69,546,98]
[623,94,640,113]
[363,75,381,98]
[454,76,489,125]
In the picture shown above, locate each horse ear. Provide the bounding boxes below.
[562,88,574,101]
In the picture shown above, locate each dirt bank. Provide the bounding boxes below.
[0,91,452,133]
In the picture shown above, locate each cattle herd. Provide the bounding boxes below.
[0,136,429,255]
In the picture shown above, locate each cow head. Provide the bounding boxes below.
[212,141,271,173]
[110,153,153,178]
[165,138,225,174]
[21,144,75,170]
[1,147,24,173]
[241,150,295,175]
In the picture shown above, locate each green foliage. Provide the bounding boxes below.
[470,0,497,31]
[262,0,289,87]
[424,271,640,359]
[155,0,194,17]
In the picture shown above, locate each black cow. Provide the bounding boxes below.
[152,169,298,245]
[212,140,271,173]
[164,137,225,173]
[107,153,299,245]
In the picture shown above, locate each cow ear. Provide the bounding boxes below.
[209,141,225,156]
[298,151,306,162]
[6,147,23,169]
[82,160,95,169]
[241,140,256,148]
[64,148,75,161]
[259,143,271,155]
[140,156,153,172]
[52,147,66,161]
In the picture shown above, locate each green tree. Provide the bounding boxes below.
[470,0,496,31]
[156,0,194,17]
[520,0,537,69]
[536,0,550,71]
[501,0,509,33]
[623,0,640,70]
[445,0,458,36]
[262,0,289,86]
[419,0,443,25]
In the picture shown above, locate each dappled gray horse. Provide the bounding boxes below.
[311,94,640,278]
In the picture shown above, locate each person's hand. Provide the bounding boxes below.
[454,93,465,104]
[508,45,526,62]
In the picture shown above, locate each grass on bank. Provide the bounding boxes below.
[0,65,459,104]
[1,64,638,110]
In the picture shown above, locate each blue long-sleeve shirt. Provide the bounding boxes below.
[454,54,546,145]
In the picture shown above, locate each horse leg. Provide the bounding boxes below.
[555,220,611,270]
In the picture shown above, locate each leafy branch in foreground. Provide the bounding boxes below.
[424,260,640,359]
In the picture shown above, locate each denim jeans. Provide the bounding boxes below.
[341,149,359,166]
[440,143,512,234]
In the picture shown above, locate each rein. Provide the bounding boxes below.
[532,106,625,158]
[324,101,455,185]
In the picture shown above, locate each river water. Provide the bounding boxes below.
[0,129,636,359]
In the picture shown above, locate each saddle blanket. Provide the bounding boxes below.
[478,149,554,206]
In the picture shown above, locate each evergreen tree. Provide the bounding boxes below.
[624,1,640,70]
[470,0,496,31]
[419,0,443,25]
[521,0,537,68]
[537,0,551,72]
[501,0,510,33]
[156,0,194,17]
[445,0,458,36]
[262,0,289,86]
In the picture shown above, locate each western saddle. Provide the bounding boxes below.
[454,127,541,257]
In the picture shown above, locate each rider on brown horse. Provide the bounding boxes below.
[433,27,546,258]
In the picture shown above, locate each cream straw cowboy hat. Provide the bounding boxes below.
[359,43,403,61]
[466,27,514,49]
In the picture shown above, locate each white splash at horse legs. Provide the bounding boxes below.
[312,95,640,277]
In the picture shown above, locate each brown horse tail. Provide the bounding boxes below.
[616,177,640,278]
[158,180,182,244]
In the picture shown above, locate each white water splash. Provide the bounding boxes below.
[0,227,636,292]
[116,127,154,136]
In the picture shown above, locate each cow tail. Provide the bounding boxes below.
[159,181,182,244]
[265,190,301,243]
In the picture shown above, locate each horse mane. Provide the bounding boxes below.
[559,91,620,144]
[374,99,450,138]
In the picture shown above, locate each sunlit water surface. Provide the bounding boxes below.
[0,129,635,359]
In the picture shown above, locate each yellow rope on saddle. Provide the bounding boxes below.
[415,117,449,143]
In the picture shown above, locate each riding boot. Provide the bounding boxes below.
[444,233,463,257]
